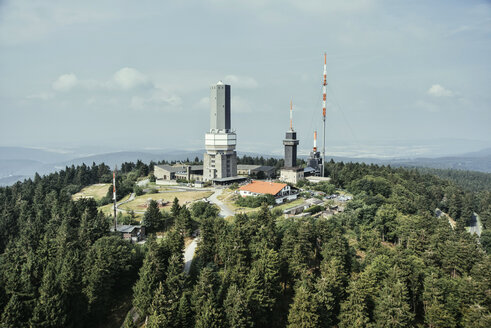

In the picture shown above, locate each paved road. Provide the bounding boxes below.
[207,189,234,217]
[115,193,136,213]
[469,213,482,237]
[184,237,199,274]
[136,179,149,187]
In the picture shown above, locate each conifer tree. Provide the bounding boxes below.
[133,239,170,317]
[30,263,66,327]
[246,248,281,325]
[147,282,173,328]
[177,292,194,328]
[171,197,181,218]
[316,257,347,327]
[287,280,320,328]
[338,272,374,328]
[224,284,253,328]
[373,268,414,328]
[143,200,163,232]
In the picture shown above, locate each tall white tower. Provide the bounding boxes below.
[203,81,237,181]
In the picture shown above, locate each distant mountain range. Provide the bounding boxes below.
[1,146,490,186]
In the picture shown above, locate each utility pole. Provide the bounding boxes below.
[322,52,327,177]
[113,166,117,231]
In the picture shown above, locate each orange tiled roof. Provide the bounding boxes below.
[238,180,287,196]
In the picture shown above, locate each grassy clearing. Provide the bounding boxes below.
[98,194,131,216]
[119,191,213,212]
[275,198,306,211]
[72,183,110,201]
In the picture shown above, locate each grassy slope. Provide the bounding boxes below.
[72,183,111,201]
[119,191,213,212]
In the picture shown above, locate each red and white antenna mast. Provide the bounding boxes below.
[321,52,327,177]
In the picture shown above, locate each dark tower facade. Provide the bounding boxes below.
[283,131,299,168]
[280,100,304,184]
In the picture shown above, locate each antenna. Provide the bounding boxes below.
[113,166,117,231]
[290,98,293,131]
[321,52,327,177]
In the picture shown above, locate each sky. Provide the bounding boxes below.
[0,0,490,158]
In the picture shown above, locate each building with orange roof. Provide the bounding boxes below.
[238,180,298,204]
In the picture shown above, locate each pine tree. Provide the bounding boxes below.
[316,257,347,327]
[373,268,414,328]
[338,272,373,328]
[147,282,173,328]
[30,263,66,327]
[192,265,223,327]
[171,197,181,218]
[177,292,193,328]
[287,280,320,328]
[195,297,223,328]
[176,206,193,237]
[1,294,29,328]
[224,284,253,328]
[133,239,170,316]
[143,200,163,232]
[246,248,281,326]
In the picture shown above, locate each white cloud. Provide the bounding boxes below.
[52,73,78,92]
[427,84,454,97]
[130,88,182,111]
[112,67,151,90]
[224,75,258,89]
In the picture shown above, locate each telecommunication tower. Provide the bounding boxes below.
[321,53,327,177]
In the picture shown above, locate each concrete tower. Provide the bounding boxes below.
[283,100,299,167]
[280,100,304,184]
[203,81,237,181]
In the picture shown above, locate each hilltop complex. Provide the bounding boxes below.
[203,81,239,182]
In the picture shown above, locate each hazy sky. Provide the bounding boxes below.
[1,0,490,158]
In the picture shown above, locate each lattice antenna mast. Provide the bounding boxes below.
[322,52,327,177]
[113,166,117,230]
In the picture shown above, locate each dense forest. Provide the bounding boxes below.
[0,159,490,327]
[415,167,491,192]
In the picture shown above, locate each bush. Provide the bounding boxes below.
[235,194,276,208]
[303,204,325,214]
[134,185,144,196]
[312,181,336,195]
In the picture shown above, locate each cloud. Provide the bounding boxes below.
[415,100,439,113]
[112,67,151,90]
[130,88,182,111]
[224,75,258,89]
[427,84,454,97]
[0,1,118,46]
[52,73,78,92]
[195,97,209,110]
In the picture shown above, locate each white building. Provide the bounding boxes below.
[238,180,298,204]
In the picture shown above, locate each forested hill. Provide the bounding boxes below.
[415,167,491,192]
[0,160,490,327]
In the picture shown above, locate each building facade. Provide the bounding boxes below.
[203,81,238,181]
[279,104,304,185]
[238,180,298,204]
